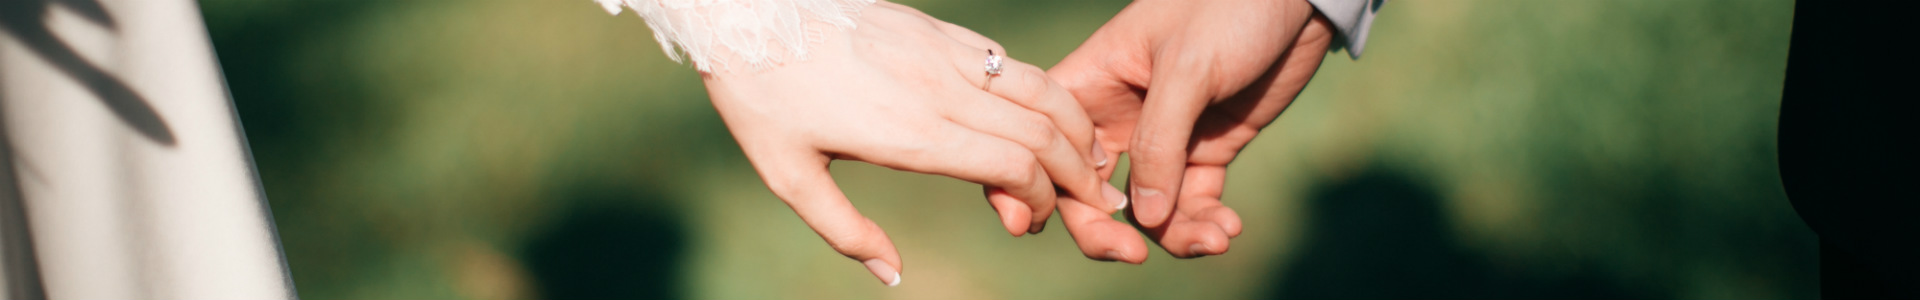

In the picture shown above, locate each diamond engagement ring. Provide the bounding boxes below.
[983,49,1003,89]
[985,49,1004,77]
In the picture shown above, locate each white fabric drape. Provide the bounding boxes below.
[0,0,294,299]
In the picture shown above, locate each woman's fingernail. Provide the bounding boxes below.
[1092,143,1110,167]
[863,259,901,287]
[1103,182,1128,211]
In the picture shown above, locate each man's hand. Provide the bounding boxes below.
[1047,0,1336,262]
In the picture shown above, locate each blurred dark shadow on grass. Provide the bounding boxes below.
[521,186,687,300]
[1267,165,1647,299]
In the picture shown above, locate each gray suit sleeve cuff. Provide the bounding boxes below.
[1306,0,1384,59]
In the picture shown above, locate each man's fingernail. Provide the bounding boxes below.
[1103,182,1128,211]
[1092,143,1110,167]
[1188,244,1212,256]
[1000,208,1023,236]
[863,259,900,287]
[1132,184,1170,225]
[1104,250,1125,261]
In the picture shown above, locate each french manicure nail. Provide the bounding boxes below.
[1103,182,1128,211]
[1092,143,1110,167]
[863,259,900,287]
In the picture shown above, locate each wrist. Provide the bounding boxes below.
[597,0,876,73]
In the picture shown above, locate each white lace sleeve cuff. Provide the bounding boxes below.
[596,0,877,73]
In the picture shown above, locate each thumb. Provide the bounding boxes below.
[755,152,904,286]
[1126,53,1216,228]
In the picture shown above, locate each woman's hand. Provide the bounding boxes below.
[702,1,1128,286]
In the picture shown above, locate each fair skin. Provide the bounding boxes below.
[701,0,1337,285]
[701,1,1127,286]
[1048,0,1337,262]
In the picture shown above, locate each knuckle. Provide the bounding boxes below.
[757,171,812,203]
[993,157,1040,187]
[763,178,802,201]
[824,224,881,256]
[827,238,874,258]
[1010,66,1050,101]
[1009,115,1060,152]
[1129,136,1183,163]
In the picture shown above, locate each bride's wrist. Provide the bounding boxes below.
[697,56,810,109]
[597,0,876,73]
[696,19,852,76]
[698,20,854,106]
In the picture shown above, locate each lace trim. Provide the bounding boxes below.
[597,0,877,73]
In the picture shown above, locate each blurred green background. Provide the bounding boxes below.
[197,0,1810,299]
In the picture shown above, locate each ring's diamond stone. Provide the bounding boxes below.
[985,50,1004,76]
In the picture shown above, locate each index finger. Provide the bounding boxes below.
[746,150,904,286]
